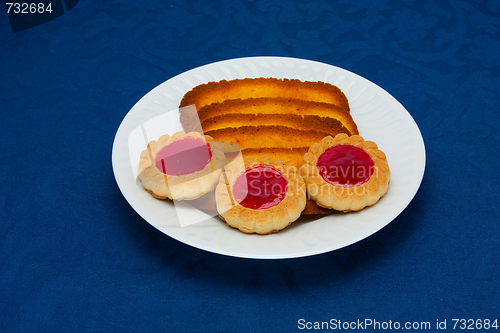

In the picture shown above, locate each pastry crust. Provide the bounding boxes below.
[204,125,332,150]
[180,97,356,134]
[240,147,309,170]
[300,134,390,212]
[138,131,225,201]
[216,156,306,234]
[179,78,350,113]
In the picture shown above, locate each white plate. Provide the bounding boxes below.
[112,56,426,259]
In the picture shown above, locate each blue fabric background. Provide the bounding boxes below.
[1,0,499,332]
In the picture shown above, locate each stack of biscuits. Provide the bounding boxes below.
[179,77,359,215]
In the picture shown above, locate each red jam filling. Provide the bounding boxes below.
[317,144,374,187]
[232,165,288,210]
[155,138,212,176]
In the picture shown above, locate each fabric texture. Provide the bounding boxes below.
[1,1,499,332]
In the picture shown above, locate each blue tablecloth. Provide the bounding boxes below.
[1,1,499,332]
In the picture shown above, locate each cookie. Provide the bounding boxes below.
[138,131,225,201]
[300,134,390,212]
[216,156,306,234]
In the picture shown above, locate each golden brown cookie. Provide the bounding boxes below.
[200,113,352,138]
[138,131,225,201]
[215,156,306,234]
[179,78,350,113]
[300,134,390,212]
[204,125,331,151]
[180,97,356,134]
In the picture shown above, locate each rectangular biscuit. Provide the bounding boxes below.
[204,125,331,150]
[181,97,358,134]
[201,113,353,138]
[179,77,350,112]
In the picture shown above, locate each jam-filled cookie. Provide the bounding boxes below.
[300,134,390,212]
[138,131,225,201]
[215,156,306,234]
